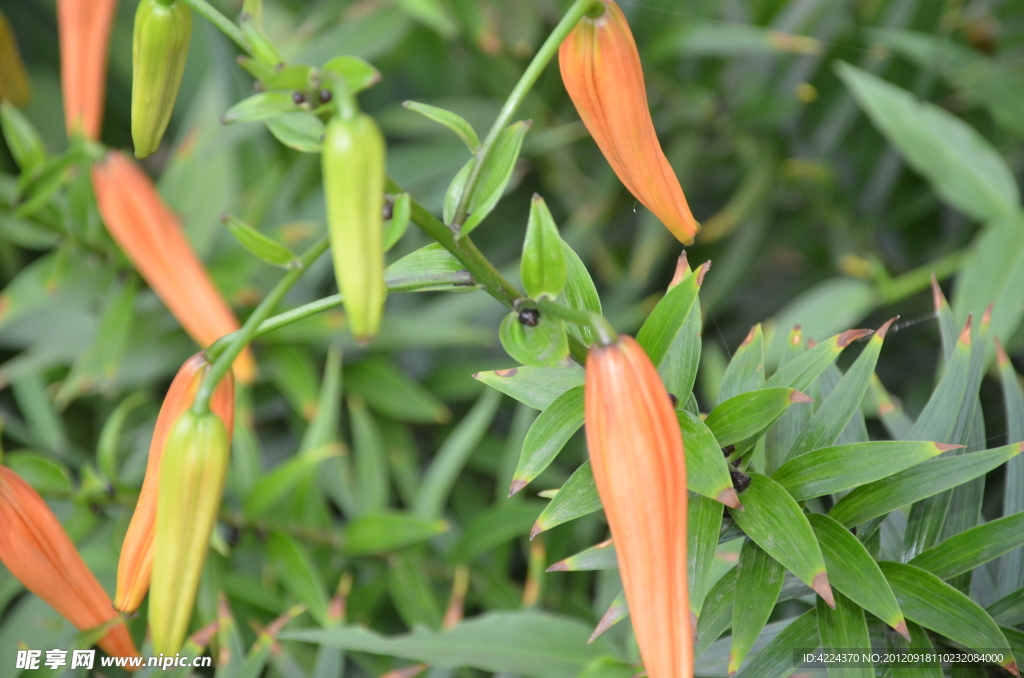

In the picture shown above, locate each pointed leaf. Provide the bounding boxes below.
[720,325,765,402]
[910,512,1024,580]
[511,386,584,492]
[267,532,330,626]
[222,213,295,267]
[548,539,617,572]
[689,492,724,617]
[321,56,381,94]
[734,608,819,678]
[678,410,738,504]
[452,120,531,236]
[266,112,325,152]
[521,195,568,299]
[817,591,872,678]
[385,242,476,292]
[556,241,602,347]
[222,92,300,123]
[473,365,584,410]
[730,540,786,675]
[344,512,450,556]
[403,100,480,150]
[765,329,872,392]
[705,388,812,448]
[532,461,601,536]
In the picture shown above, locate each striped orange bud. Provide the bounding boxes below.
[584,335,691,678]
[559,1,698,244]
[57,0,117,139]
[115,352,234,613]
[91,152,255,382]
[0,467,139,661]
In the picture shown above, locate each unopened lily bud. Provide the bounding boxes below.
[115,353,234,613]
[149,410,230,654]
[559,1,698,243]
[0,467,140,661]
[584,335,691,678]
[322,112,388,342]
[131,0,191,158]
[57,0,117,138]
[91,152,256,382]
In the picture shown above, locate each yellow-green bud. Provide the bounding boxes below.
[131,0,191,159]
[148,410,229,655]
[322,113,387,342]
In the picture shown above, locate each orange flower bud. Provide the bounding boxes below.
[91,152,255,382]
[58,0,117,139]
[584,335,691,678]
[115,352,234,613]
[0,467,139,660]
[559,1,699,244]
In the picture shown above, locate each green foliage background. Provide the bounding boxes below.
[2,0,1024,676]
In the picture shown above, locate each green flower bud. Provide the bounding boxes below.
[149,410,229,655]
[131,0,191,159]
[322,113,387,342]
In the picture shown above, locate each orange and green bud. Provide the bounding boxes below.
[584,335,691,678]
[57,0,116,138]
[559,1,698,244]
[115,353,235,613]
[91,152,256,382]
[149,409,231,655]
[0,10,32,107]
[131,0,191,158]
[322,112,388,342]
[0,467,140,661]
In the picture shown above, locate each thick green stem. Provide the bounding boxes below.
[179,0,249,52]
[193,234,330,414]
[535,297,616,350]
[449,0,604,230]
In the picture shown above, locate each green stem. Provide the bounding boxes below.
[880,248,967,305]
[449,0,603,230]
[193,234,330,414]
[535,297,616,349]
[206,294,345,362]
[179,0,249,52]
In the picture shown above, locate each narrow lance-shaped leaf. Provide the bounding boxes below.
[788,318,895,459]
[589,591,628,644]
[532,461,601,538]
[705,387,812,448]
[879,562,1018,674]
[635,257,700,393]
[697,568,738,657]
[222,91,301,123]
[510,386,584,495]
[267,532,329,627]
[998,338,1024,596]
[909,512,1024,581]
[868,374,913,440]
[473,365,584,410]
[719,324,765,402]
[521,194,568,300]
[765,328,873,392]
[403,100,480,150]
[772,441,952,502]
[689,492,723,617]
[678,410,741,507]
[888,620,942,678]
[388,552,443,630]
[728,473,834,606]
[809,513,908,638]
[817,590,872,678]
[343,512,449,557]
[765,326,811,474]
[556,240,603,347]
[734,608,819,678]
[451,120,531,237]
[829,442,1024,527]
[348,395,389,515]
[729,540,785,676]
[547,538,617,572]
[222,213,296,267]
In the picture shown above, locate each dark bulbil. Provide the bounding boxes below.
[730,469,751,492]
[518,308,540,326]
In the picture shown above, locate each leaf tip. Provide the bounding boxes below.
[812,572,835,608]
[876,316,898,339]
[934,443,964,453]
[837,328,873,347]
[930,274,947,312]
[790,390,813,404]
[893,619,911,641]
[669,251,689,289]
[529,522,543,540]
[740,325,759,348]
[959,315,973,345]
[996,338,1010,367]
[509,479,528,497]
[546,560,568,572]
[695,260,711,287]
[717,487,743,510]
[982,303,993,330]
[1005,661,1020,678]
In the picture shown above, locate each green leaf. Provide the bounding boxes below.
[346,357,451,424]
[281,611,611,677]
[388,552,443,630]
[590,590,628,642]
[999,346,1024,594]
[222,213,296,267]
[705,387,812,448]
[321,55,382,94]
[677,410,737,504]
[0,100,45,173]
[765,329,872,393]
[817,590,872,678]
[450,502,544,563]
[521,195,568,300]
[265,345,321,420]
[449,120,531,237]
[547,538,617,572]
[246,445,342,517]
[836,61,1018,222]
[267,531,330,626]
[532,461,601,536]
[879,561,1017,672]
[556,241,603,347]
[909,512,1024,580]
[696,568,739,656]
[349,395,389,514]
[772,441,948,501]
[4,452,71,496]
[728,473,832,602]
[829,442,1023,527]
[510,386,584,493]
[787,319,893,458]
[258,63,314,92]
[888,619,942,678]
[403,100,480,150]
[635,271,700,379]
[383,192,411,252]
[385,242,476,292]
[765,327,812,474]
[343,512,450,556]
[499,311,570,367]
[730,540,786,675]
[720,324,765,402]
[689,492,724,617]
[96,391,148,482]
[222,92,300,123]
[734,608,819,678]
[266,111,325,152]
[953,215,1024,346]
[809,513,906,635]
[414,388,502,519]
[473,365,584,410]
[988,589,1024,626]
[868,374,913,440]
